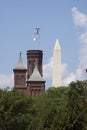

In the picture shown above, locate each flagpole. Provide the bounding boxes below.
[38,30,40,49]
[34,27,40,50]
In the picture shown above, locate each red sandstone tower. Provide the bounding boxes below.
[27,50,43,78]
[13,52,27,93]
[13,50,45,96]
[26,50,45,96]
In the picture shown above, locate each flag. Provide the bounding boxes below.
[34,28,40,34]
[34,30,39,34]
[33,27,40,42]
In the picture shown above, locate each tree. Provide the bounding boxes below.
[29,87,68,130]
[0,89,33,130]
[0,81,87,130]
[65,80,87,130]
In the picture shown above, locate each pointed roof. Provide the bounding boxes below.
[14,52,27,70]
[54,39,61,50]
[28,64,45,82]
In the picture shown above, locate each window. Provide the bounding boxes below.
[15,77,25,86]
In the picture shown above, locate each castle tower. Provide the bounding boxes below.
[13,52,27,92]
[52,39,61,87]
[27,50,43,79]
[27,61,45,96]
[13,50,45,96]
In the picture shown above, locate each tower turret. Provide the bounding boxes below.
[13,52,27,92]
[27,50,43,79]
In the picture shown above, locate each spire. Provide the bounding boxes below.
[28,61,45,81]
[14,52,27,70]
[54,39,61,50]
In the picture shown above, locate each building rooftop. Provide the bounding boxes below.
[28,63,45,82]
[14,52,27,70]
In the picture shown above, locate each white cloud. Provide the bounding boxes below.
[62,7,87,85]
[0,74,13,89]
[62,67,86,86]
[72,7,87,28]
[43,57,53,80]
[72,7,87,68]
[62,63,69,78]
[80,32,87,44]
[79,32,87,68]
[63,72,76,85]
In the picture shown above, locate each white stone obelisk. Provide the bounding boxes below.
[52,39,61,87]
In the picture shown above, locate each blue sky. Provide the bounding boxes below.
[0,0,87,89]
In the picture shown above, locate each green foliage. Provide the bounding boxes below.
[0,89,33,130]
[0,80,87,130]
[65,81,87,130]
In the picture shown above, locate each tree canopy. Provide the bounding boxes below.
[0,80,87,130]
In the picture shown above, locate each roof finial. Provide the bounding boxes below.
[19,51,22,56]
[18,51,23,64]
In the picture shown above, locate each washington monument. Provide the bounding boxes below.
[52,39,61,87]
